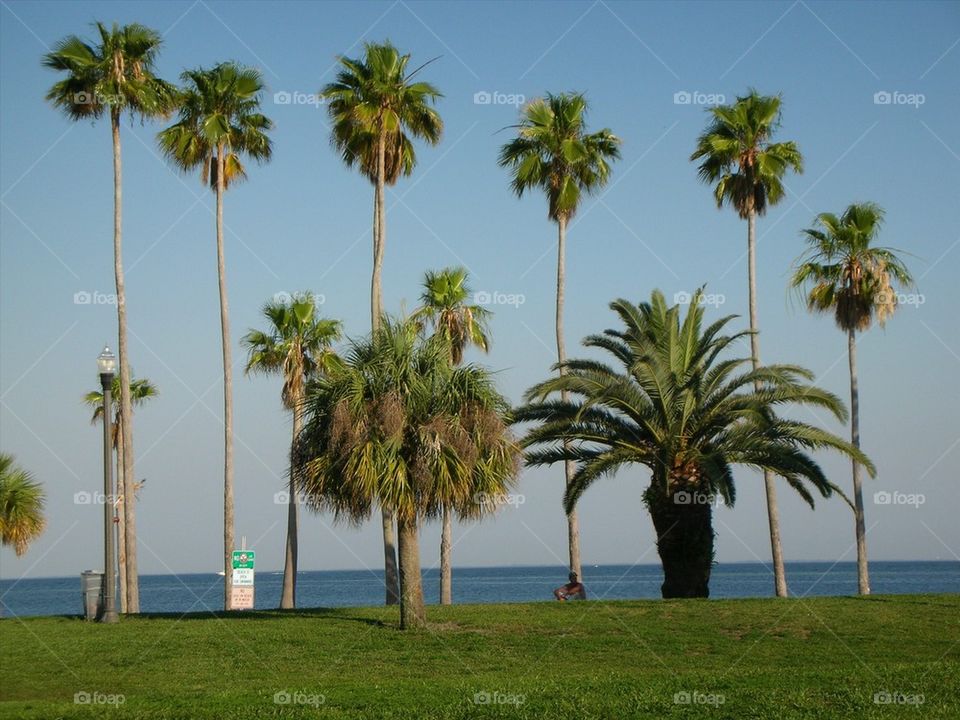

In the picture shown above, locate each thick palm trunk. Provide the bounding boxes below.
[439,505,452,605]
[747,210,788,598]
[848,329,870,594]
[647,488,714,598]
[279,399,302,609]
[116,422,127,613]
[112,112,139,613]
[397,514,425,629]
[556,216,582,579]
[373,131,400,606]
[216,148,235,611]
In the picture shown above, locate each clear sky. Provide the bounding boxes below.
[1,1,958,582]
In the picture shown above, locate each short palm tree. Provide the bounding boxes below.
[515,290,874,598]
[44,22,176,613]
[158,62,273,609]
[83,376,157,613]
[411,267,491,604]
[791,202,913,595]
[242,292,342,610]
[292,320,520,628]
[320,41,443,605]
[690,89,803,597]
[498,91,620,580]
[0,454,46,557]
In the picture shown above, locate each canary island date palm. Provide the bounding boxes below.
[292,319,520,628]
[320,41,443,605]
[242,293,342,609]
[83,376,157,612]
[158,62,273,609]
[0,454,46,557]
[498,92,620,580]
[791,202,913,595]
[44,22,176,613]
[690,89,803,597]
[411,267,491,604]
[514,290,873,598]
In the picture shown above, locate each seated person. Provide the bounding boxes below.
[553,571,586,601]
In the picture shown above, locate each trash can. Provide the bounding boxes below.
[81,570,103,621]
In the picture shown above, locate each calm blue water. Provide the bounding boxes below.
[1,561,956,618]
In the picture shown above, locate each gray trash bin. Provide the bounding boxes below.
[81,570,103,621]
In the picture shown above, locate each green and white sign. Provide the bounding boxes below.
[232,551,255,569]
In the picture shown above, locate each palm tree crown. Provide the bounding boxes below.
[411,267,491,365]
[84,377,159,438]
[0,454,46,557]
[43,22,176,122]
[242,293,343,410]
[320,41,443,184]
[157,62,273,188]
[791,202,914,331]
[690,89,803,219]
[498,92,621,221]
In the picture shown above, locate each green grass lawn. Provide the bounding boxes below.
[1,594,957,719]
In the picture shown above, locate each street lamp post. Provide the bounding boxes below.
[98,346,119,624]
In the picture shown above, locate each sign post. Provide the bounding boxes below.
[230,550,255,610]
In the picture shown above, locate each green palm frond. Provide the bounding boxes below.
[0,454,46,556]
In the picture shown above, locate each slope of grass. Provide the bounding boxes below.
[1,595,957,719]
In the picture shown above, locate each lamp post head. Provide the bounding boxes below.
[97,346,117,378]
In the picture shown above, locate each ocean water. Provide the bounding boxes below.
[1,561,956,618]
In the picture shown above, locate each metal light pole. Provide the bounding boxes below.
[98,346,119,623]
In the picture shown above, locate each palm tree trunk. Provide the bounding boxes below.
[112,111,139,613]
[373,131,400,607]
[279,398,302,609]
[747,209,788,598]
[556,216,582,580]
[439,505,452,605]
[647,487,714,598]
[116,421,127,614]
[397,513,425,629]
[216,147,235,611]
[848,328,870,595]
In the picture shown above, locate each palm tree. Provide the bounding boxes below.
[498,92,620,580]
[790,202,913,595]
[690,89,803,597]
[292,320,520,628]
[83,376,157,613]
[411,267,491,604]
[0,455,46,557]
[158,62,273,610]
[242,292,342,609]
[44,22,176,613]
[514,290,874,598]
[320,41,443,605]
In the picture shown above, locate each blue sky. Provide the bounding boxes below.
[1,1,958,584]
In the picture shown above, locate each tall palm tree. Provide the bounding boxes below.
[0,455,46,557]
[44,22,176,613]
[320,41,443,605]
[242,292,342,610]
[83,376,157,613]
[158,62,273,610]
[292,320,520,628]
[498,92,620,580]
[515,290,874,598]
[690,89,803,597]
[790,202,913,595]
[411,267,491,604]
